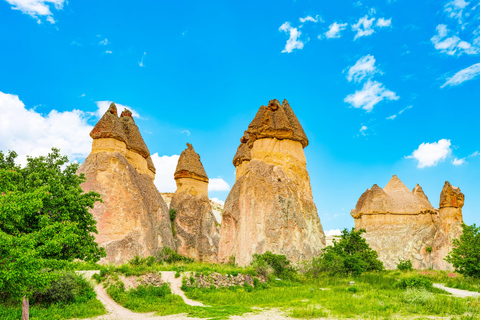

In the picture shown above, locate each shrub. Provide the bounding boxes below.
[250,251,294,278]
[310,228,384,276]
[169,209,177,236]
[394,276,432,289]
[446,223,480,278]
[32,272,96,305]
[174,272,180,278]
[426,246,433,253]
[397,259,413,271]
[156,247,194,264]
[347,286,358,293]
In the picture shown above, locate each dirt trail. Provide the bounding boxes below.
[160,271,205,307]
[434,283,480,298]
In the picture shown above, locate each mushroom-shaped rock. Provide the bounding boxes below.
[78,105,174,264]
[219,99,325,266]
[90,103,127,143]
[170,143,219,262]
[440,181,464,209]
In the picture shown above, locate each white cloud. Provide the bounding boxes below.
[444,0,470,24]
[346,55,378,82]
[387,105,413,120]
[151,154,179,192]
[209,178,231,192]
[452,157,466,165]
[95,101,141,119]
[325,229,342,236]
[471,151,480,157]
[441,62,480,87]
[0,91,92,166]
[99,38,108,45]
[359,125,368,136]
[352,15,376,39]
[181,130,191,136]
[105,50,113,54]
[431,24,478,55]
[139,52,146,67]
[376,18,392,27]
[325,22,348,39]
[406,139,452,168]
[279,22,304,53]
[344,80,399,112]
[210,197,225,206]
[5,0,65,23]
[299,15,320,23]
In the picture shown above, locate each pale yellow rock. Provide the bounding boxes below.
[235,161,249,180]
[175,178,208,196]
[92,138,127,156]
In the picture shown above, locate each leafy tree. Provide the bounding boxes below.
[251,251,295,279]
[446,223,480,278]
[311,228,384,276]
[0,149,105,319]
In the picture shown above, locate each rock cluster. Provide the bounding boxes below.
[78,103,174,264]
[219,99,326,266]
[170,143,220,262]
[351,175,464,270]
[184,272,266,289]
[141,273,164,287]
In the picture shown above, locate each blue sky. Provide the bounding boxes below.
[1,0,479,234]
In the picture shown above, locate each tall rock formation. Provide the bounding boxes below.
[170,143,220,262]
[351,176,464,270]
[219,99,326,266]
[78,103,174,264]
[432,182,464,269]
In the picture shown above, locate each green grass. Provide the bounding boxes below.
[0,299,106,320]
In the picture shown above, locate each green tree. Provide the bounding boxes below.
[312,228,384,276]
[0,149,105,319]
[446,223,480,278]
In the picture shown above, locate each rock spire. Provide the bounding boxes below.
[170,143,220,262]
[219,99,325,266]
[78,103,174,264]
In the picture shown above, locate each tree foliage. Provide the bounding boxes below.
[446,223,480,278]
[0,148,105,301]
[311,228,384,276]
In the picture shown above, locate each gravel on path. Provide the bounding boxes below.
[434,283,480,298]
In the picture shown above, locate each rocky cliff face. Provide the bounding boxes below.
[78,103,174,264]
[170,143,220,262]
[219,99,326,266]
[351,176,464,270]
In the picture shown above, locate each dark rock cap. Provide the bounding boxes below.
[120,109,150,158]
[90,103,128,143]
[440,181,464,208]
[232,99,308,167]
[174,143,208,182]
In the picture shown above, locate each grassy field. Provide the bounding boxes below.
[96,261,480,320]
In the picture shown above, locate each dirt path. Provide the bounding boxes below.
[160,271,205,306]
[434,283,480,298]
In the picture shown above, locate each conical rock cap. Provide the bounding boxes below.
[440,181,464,208]
[120,109,150,158]
[90,103,127,143]
[175,143,208,182]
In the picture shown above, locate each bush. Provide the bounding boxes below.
[310,228,384,276]
[397,259,413,271]
[32,272,96,305]
[169,209,177,236]
[128,255,155,267]
[250,251,294,278]
[156,247,194,264]
[394,276,432,289]
[446,223,480,278]
[347,286,358,293]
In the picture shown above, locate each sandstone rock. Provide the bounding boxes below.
[78,104,174,264]
[219,99,326,266]
[351,176,465,270]
[170,143,220,262]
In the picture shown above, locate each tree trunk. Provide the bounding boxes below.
[22,296,29,320]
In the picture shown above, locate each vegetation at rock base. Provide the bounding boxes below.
[309,228,384,276]
[446,223,480,278]
[397,259,413,271]
[0,149,106,319]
